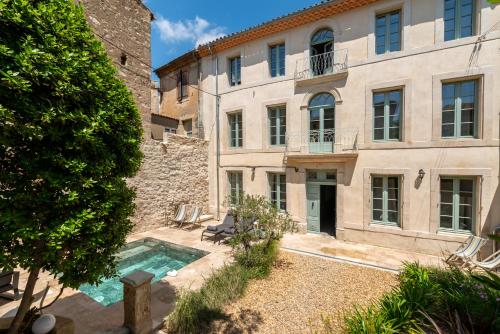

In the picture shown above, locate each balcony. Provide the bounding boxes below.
[294,49,348,86]
[284,128,358,164]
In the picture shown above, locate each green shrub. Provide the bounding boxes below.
[339,263,500,334]
[235,239,279,279]
[201,263,248,310]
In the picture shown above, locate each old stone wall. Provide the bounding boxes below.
[127,134,209,232]
[80,0,153,138]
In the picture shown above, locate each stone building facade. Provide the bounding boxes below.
[153,52,201,139]
[128,135,209,232]
[80,0,154,137]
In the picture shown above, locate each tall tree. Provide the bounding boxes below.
[0,0,144,332]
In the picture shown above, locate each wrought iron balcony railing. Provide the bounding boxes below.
[294,49,348,82]
[285,128,358,156]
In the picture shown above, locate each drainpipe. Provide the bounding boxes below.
[215,55,221,221]
[208,43,221,221]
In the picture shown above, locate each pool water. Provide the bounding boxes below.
[79,238,208,306]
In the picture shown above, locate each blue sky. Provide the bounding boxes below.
[146,0,319,76]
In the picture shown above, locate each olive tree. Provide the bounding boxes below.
[0,0,143,332]
[230,194,295,253]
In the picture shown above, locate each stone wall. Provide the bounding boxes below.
[80,0,153,137]
[127,134,209,232]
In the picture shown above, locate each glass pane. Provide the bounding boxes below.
[311,29,334,45]
[387,188,398,200]
[373,199,383,211]
[389,127,400,140]
[460,179,473,192]
[372,177,383,188]
[442,124,455,137]
[374,117,384,128]
[374,128,384,140]
[387,199,398,211]
[440,191,453,204]
[387,177,399,188]
[440,215,453,229]
[373,209,384,221]
[459,218,472,231]
[441,179,453,191]
[442,110,455,123]
[387,211,398,223]
[440,203,453,216]
[372,187,383,199]
[459,205,472,219]
[309,93,335,108]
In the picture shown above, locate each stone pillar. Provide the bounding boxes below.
[120,270,154,334]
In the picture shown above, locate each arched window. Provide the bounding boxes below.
[309,93,335,108]
[308,93,335,153]
[311,29,334,48]
[310,29,334,76]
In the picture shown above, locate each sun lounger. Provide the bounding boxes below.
[466,250,500,272]
[201,211,235,243]
[0,271,20,301]
[181,206,202,229]
[445,236,487,264]
[170,204,187,226]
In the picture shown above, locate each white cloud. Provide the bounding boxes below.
[154,16,226,47]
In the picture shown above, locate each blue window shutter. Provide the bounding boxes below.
[270,46,277,77]
[279,44,285,76]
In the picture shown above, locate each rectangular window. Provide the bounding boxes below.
[444,0,475,41]
[440,177,475,232]
[375,10,401,55]
[183,119,192,137]
[164,127,176,134]
[229,56,241,86]
[373,90,402,141]
[442,80,477,138]
[269,173,286,211]
[228,171,243,205]
[372,176,400,226]
[177,70,188,100]
[228,112,243,148]
[268,106,286,146]
[269,43,285,77]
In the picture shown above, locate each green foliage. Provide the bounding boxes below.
[166,241,279,334]
[167,263,250,334]
[338,263,500,334]
[230,194,295,252]
[235,239,279,279]
[0,0,143,291]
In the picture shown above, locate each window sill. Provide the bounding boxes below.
[437,229,473,237]
[370,221,401,229]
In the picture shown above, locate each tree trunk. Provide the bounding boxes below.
[8,268,40,334]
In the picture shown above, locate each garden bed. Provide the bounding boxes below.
[207,251,397,334]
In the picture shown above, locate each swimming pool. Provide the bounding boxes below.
[79,238,208,306]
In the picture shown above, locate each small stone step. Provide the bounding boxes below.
[199,214,214,222]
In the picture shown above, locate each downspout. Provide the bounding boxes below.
[215,56,221,221]
[208,44,221,221]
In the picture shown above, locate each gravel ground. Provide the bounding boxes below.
[208,251,397,334]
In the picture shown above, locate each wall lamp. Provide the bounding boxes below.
[418,169,426,180]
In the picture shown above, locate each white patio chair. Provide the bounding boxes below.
[181,206,202,229]
[170,204,187,227]
[445,236,487,264]
[466,250,500,272]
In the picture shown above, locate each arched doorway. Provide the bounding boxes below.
[308,93,335,153]
[310,28,334,76]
